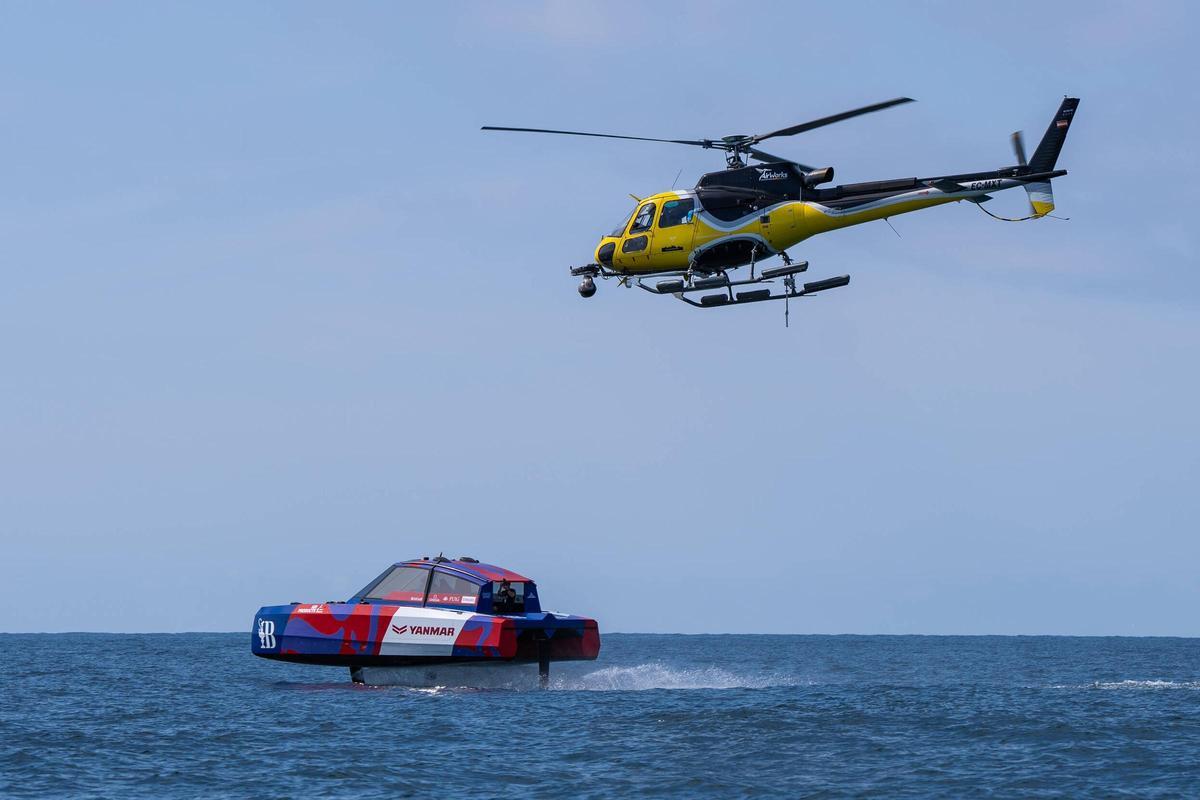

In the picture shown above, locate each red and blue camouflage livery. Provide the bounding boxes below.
[251,557,599,683]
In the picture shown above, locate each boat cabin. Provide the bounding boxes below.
[350,557,542,615]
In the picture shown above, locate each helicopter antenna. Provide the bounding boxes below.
[671,167,683,189]
[482,97,914,170]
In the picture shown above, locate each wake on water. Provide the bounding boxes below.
[348,667,1200,693]
[286,663,1200,694]
[1048,679,1200,691]
[557,663,803,691]
[347,661,802,692]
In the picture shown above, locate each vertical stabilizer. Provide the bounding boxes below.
[1021,97,1079,215]
[1029,97,1079,172]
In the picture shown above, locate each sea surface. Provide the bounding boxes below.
[2,633,1198,798]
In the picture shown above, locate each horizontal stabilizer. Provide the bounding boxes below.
[930,178,967,193]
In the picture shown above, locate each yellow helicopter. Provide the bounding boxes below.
[484,96,1078,321]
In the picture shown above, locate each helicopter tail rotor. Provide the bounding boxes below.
[1011,130,1029,167]
[1010,130,1039,215]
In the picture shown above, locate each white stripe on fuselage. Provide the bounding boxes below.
[804,178,1024,218]
[683,178,1025,262]
[694,200,792,232]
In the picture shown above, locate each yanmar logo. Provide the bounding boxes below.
[392,623,455,637]
[755,167,788,181]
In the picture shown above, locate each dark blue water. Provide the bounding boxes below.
[2,634,1198,797]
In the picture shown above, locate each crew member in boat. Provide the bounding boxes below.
[496,579,518,611]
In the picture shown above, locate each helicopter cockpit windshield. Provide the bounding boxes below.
[609,208,636,237]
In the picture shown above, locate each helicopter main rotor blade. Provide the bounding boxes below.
[481,125,710,148]
[751,97,915,144]
[747,147,815,172]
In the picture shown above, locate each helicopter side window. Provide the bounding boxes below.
[628,202,656,234]
[621,235,648,253]
[658,198,695,228]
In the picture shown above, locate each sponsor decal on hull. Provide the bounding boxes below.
[426,593,476,606]
[391,624,457,637]
[380,607,472,656]
[257,619,276,649]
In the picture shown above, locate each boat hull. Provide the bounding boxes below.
[252,602,599,668]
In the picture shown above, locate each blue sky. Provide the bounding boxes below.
[1,1,1197,634]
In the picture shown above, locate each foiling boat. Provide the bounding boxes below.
[251,556,600,686]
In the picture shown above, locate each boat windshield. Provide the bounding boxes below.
[426,570,480,607]
[365,566,428,603]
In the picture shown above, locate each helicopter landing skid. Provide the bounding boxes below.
[634,262,849,326]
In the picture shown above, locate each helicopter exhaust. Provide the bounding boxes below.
[802,167,835,187]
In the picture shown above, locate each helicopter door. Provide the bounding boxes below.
[615,201,656,271]
[654,196,696,270]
